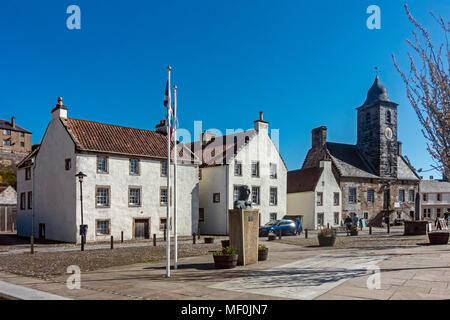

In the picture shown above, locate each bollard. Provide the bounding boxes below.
[30,236,34,254]
[164,228,167,241]
[305,228,308,239]
[121,231,124,243]
[278,229,282,239]
[198,233,201,240]
[153,234,157,246]
[387,223,390,234]
[193,234,196,244]
[369,226,372,235]
[360,224,363,231]
[110,236,114,249]
[81,235,85,251]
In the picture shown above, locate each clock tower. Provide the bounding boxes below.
[357,76,399,178]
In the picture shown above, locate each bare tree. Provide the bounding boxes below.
[392,4,449,180]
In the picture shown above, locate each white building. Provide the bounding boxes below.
[189,112,287,235]
[287,160,342,230]
[419,179,450,221]
[16,97,199,243]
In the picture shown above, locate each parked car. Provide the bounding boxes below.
[259,219,297,237]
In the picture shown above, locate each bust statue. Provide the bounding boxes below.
[234,185,252,209]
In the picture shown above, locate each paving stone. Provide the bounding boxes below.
[403,279,448,290]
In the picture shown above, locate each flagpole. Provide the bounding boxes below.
[173,85,178,270]
[166,65,172,278]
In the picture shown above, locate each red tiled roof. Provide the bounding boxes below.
[187,130,257,167]
[287,167,324,193]
[64,118,196,162]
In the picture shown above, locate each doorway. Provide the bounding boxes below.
[134,218,150,240]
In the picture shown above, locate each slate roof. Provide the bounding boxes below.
[187,130,257,167]
[287,167,324,193]
[420,180,450,193]
[17,146,39,169]
[302,142,419,181]
[326,142,379,178]
[0,119,31,134]
[61,118,198,163]
[363,75,392,106]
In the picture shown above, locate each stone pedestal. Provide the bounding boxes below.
[228,209,259,266]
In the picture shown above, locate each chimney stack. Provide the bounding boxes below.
[51,97,68,120]
[156,120,168,135]
[312,126,327,149]
[11,116,15,128]
[254,111,268,134]
[201,131,216,145]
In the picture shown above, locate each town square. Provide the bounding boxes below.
[0,0,449,311]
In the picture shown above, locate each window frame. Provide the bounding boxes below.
[160,187,171,206]
[316,192,323,206]
[25,167,31,180]
[348,187,357,203]
[334,212,340,225]
[269,187,278,206]
[96,219,111,236]
[95,186,111,208]
[317,213,324,226]
[199,208,205,222]
[65,158,72,171]
[96,156,109,174]
[129,159,140,175]
[213,193,220,203]
[251,186,260,205]
[269,163,277,179]
[333,192,340,206]
[27,191,32,210]
[161,161,168,177]
[159,217,172,231]
[399,189,405,203]
[367,189,375,203]
[269,213,277,221]
[20,192,26,210]
[251,161,260,178]
[128,186,142,207]
[234,160,242,176]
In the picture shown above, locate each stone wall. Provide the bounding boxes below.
[340,177,418,222]
[0,147,28,172]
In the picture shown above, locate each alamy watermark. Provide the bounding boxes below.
[66,5,81,30]
[366,5,381,30]
[66,265,81,290]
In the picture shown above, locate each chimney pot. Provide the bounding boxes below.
[259,112,263,121]
[58,97,63,106]
[11,116,15,128]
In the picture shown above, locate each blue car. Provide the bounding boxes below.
[259,219,297,237]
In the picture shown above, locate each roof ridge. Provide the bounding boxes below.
[68,118,162,135]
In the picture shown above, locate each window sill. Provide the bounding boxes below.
[96,205,110,208]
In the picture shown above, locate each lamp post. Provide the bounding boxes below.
[75,171,87,251]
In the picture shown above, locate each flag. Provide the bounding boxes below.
[164,80,172,141]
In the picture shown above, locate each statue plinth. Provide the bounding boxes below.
[228,209,259,266]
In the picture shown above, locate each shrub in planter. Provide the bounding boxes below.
[349,226,358,236]
[428,232,449,245]
[317,228,336,247]
[213,246,238,269]
[204,237,214,244]
[258,244,269,261]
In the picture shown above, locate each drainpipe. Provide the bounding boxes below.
[225,164,229,235]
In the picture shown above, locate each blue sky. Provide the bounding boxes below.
[0,0,448,178]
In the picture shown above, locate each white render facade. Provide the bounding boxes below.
[287,160,342,230]
[419,179,450,221]
[197,114,287,235]
[17,99,199,243]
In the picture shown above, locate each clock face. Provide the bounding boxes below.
[385,127,393,140]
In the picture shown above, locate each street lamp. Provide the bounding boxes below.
[75,171,87,251]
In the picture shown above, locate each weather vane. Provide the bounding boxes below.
[375,66,379,76]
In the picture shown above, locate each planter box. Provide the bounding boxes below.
[404,221,428,236]
[318,236,336,247]
[213,254,238,269]
[221,240,230,248]
[350,230,358,236]
[428,232,449,245]
[258,248,268,261]
[204,237,214,244]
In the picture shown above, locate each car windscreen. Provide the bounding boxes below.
[264,221,278,227]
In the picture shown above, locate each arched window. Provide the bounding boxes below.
[365,113,371,126]
[386,110,391,124]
